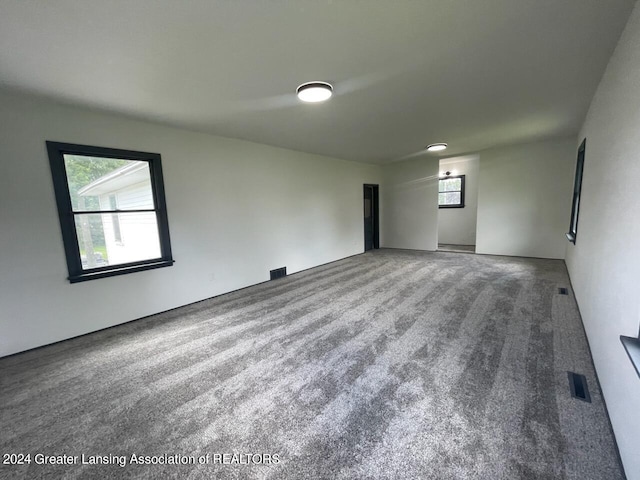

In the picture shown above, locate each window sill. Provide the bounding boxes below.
[439,205,465,209]
[69,259,174,283]
[620,335,640,379]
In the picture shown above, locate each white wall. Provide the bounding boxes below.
[0,90,381,357]
[437,155,479,245]
[565,5,640,478]
[381,156,439,251]
[475,139,575,259]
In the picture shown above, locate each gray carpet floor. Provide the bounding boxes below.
[0,249,624,480]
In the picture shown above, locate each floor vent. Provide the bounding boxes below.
[558,287,569,295]
[568,372,591,403]
[270,267,287,280]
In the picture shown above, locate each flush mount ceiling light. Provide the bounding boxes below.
[296,81,333,103]
[426,143,448,153]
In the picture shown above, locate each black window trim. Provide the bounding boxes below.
[46,141,174,283]
[566,139,586,244]
[438,174,466,209]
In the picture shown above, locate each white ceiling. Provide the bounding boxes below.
[0,0,635,164]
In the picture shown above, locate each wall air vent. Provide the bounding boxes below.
[558,287,569,295]
[270,267,287,280]
[568,371,591,403]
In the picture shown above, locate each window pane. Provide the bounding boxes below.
[439,178,461,192]
[568,140,586,242]
[64,155,153,211]
[48,141,174,282]
[74,212,161,269]
[440,192,461,205]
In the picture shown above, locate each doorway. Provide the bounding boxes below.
[363,184,379,251]
[437,156,479,253]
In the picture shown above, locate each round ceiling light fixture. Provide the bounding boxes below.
[296,81,333,103]
[426,143,448,153]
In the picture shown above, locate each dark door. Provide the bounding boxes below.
[363,184,379,251]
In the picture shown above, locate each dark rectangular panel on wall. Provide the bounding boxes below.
[270,267,287,280]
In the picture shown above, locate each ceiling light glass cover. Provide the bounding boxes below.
[297,81,333,103]
[426,143,448,152]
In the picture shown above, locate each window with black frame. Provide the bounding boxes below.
[47,141,174,282]
[566,139,586,244]
[438,174,465,208]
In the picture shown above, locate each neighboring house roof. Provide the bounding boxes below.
[78,161,149,196]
